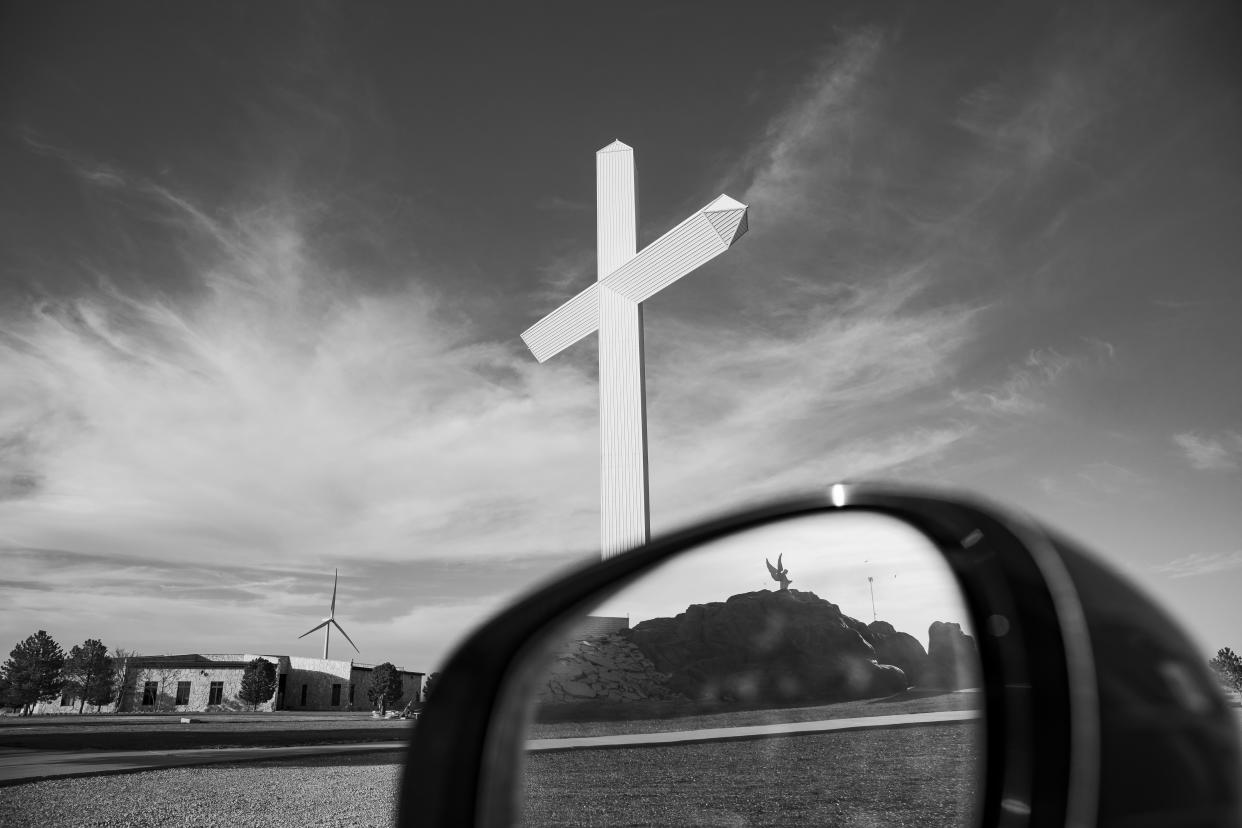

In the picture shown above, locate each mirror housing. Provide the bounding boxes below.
[400,485,1241,827]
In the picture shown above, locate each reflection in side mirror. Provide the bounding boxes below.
[509,512,985,827]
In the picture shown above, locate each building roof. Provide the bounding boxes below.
[351,663,424,677]
[126,654,423,676]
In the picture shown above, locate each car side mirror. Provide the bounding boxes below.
[400,485,1242,827]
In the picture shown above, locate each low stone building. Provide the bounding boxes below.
[280,656,422,712]
[34,653,422,714]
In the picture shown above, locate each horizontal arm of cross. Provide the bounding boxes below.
[521,194,749,362]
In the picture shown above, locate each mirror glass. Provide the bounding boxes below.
[514,512,983,827]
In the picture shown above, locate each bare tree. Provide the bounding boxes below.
[111,648,138,712]
[152,664,180,712]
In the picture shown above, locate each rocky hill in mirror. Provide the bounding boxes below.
[538,589,978,706]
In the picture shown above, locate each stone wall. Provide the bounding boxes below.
[535,634,682,704]
[349,664,422,711]
[117,654,284,713]
[284,656,354,710]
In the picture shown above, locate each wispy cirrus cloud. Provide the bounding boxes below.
[954,348,1077,417]
[1154,550,1242,579]
[0,170,605,574]
[529,247,596,315]
[1036,460,1151,504]
[0,163,611,662]
[953,339,1114,418]
[738,27,885,226]
[20,128,133,190]
[1173,431,1242,471]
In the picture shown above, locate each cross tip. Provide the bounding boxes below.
[598,139,633,154]
[704,193,746,213]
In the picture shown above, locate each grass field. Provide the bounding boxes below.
[521,690,984,826]
[521,723,982,826]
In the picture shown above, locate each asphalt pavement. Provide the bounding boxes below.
[0,709,982,785]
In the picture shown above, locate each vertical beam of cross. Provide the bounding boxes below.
[522,140,749,559]
[596,143,649,555]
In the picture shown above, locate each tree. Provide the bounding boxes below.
[1209,647,1242,693]
[111,648,138,712]
[63,639,114,714]
[423,671,440,702]
[86,670,118,712]
[2,631,65,715]
[368,662,404,714]
[238,658,277,711]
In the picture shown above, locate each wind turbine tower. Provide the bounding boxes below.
[298,569,360,660]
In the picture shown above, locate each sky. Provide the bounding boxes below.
[2,2,1240,673]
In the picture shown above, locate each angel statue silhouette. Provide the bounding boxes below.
[765,554,792,591]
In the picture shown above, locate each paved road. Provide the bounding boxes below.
[525,709,981,752]
[0,741,407,786]
[0,709,981,785]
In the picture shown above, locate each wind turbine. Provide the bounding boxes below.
[298,569,359,660]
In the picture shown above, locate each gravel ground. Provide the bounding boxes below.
[0,751,406,827]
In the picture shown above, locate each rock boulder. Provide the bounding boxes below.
[924,621,980,689]
[624,589,909,704]
[866,620,930,686]
[535,635,682,704]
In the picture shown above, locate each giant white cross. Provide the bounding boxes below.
[521,140,749,558]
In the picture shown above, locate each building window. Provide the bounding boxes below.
[175,681,191,706]
[331,684,341,706]
[142,681,158,706]
[60,693,72,706]
[300,684,307,706]
[208,682,223,705]
[349,684,355,704]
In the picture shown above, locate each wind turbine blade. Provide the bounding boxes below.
[298,619,330,639]
[331,569,338,617]
[331,620,360,653]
